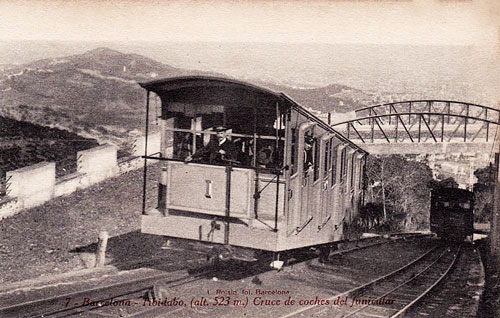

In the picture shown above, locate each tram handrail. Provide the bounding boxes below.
[142,155,288,175]
[295,215,314,234]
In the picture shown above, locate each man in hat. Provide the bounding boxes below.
[185,126,237,164]
[304,135,314,176]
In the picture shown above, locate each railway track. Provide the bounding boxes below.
[282,242,460,318]
[0,232,431,318]
[0,267,215,318]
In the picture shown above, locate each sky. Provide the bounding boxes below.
[0,0,499,46]
[1,0,499,107]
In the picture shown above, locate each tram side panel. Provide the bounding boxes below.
[143,123,364,252]
[345,149,356,224]
[277,111,352,250]
[318,134,338,238]
[282,114,326,249]
[142,161,282,250]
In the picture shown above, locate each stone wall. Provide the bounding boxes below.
[0,133,161,219]
[6,162,55,209]
[77,145,119,184]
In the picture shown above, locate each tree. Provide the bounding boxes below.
[473,164,495,223]
[365,155,433,231]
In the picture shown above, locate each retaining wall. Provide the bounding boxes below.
[0,133,161,219]
[7,162,55,209]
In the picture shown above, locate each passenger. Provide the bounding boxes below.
[233,137,252,166]
[257,146,273,168]
[175,133,192,159]
[303,135,314,176]
[185,126,237,164]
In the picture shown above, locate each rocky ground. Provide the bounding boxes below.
[477,238,500,318]
[0,164,163,283]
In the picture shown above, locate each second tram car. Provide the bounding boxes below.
[430,187,474,241]
[139,76,368,261]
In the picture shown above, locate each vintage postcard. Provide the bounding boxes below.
[0,0,499,317]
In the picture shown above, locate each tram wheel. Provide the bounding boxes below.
[318,245,331,263]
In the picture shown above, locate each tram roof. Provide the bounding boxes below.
[139,76,282,100]
[139,76,368,154]
[432,187,474,197]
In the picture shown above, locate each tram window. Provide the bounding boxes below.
[234,136,253,166]
[255,108,278,133]
[255,139,284,169]
[359,161,364,189]
[323,139,330,178]
[226,107,256,135]
[166,103,286,168]
[175,115,191,129]
[200,113,224,131]
[339,148,347,183]
[343,149,348,176]
[460,202,471,209]
[331,144,338,186]
[313,138,320,181]
[350,156,355,187]
[173,131,193,160]
[291,129,297,174]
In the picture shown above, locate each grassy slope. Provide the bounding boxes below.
[0,164,160,283]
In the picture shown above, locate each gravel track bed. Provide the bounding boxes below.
[404,244,484,318]
[85,238,437,318]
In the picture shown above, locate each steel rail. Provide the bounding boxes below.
[280,241,441,318]
[0,269,211,318]
[0,233,428,318]
[342,245,459,317]
[390,245,461,317]
[325,233,427,258]
[58,271,210,318]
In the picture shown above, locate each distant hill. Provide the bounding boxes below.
[0,47,373,147]
[0,48,204,145]
[256,81,374,113]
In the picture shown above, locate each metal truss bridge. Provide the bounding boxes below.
[331,100,499,155]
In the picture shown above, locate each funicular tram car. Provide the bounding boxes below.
[430,188,474,242]
[139,76,368,262]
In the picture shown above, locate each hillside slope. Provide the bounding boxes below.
[0,116,99,176]
[0,48,372,146]
[0,48,195,144]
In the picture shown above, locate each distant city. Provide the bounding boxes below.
[2,40,499,107]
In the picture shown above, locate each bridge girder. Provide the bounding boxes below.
[332,100,499,144]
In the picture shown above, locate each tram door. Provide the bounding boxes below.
[299,127,315,227]
[337,146,347,228]
[319,135,332,227]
